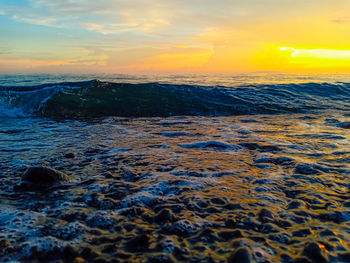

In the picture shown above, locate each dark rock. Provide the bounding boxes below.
[318,211,350,223]
[125,234,150,251]
[196,228,219,243]
[260,223,279,233]
[93,258,108,263]
[22,166,71,185]
[147,255,174,263]
[319,229,335,237]
[228,247,251,263]
[64,153,75,158]
[218,230,243,241]
[280,253,293,263]
[276,219,292,228]
[154,208,176,223]
[302,242,327,263]
[268,233,290,244]
[115,252,131,259]
[292,228,312,237]
[80,247,99,260]
[258,208,274,222]
[225,218,237,227]
[63,246,79,260]
[211,197,226,205]
[287,200,306,210]
[169,220,199,236]
[173,247,190,261]
[294,257,312,263]
[30,245,61,260]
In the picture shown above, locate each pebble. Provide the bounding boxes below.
[258,208,274,223]
[25,166,71,182]
[154,208,176,223]
[64,153,75,158]
[218,230,243,241]
[287,200,306,210]
[302,242,327,263]
[292,229,312,237]
[228,247,251,263]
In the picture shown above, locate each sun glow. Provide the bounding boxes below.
[279,47,350,59]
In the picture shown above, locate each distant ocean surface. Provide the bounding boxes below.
[1,73,350,262]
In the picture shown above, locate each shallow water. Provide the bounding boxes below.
[1,112,350,262]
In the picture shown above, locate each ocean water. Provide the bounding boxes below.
[1,73,350,262]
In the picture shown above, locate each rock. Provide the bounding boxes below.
[63,246,79,261]
[292,228,312,237]
[218,230,243,241]
[169,220,200,236]
[154,208,176,223]
[302,242,327,263]
[125,234,150,251]
[147,255,174,263]
[23,166,71,185]
[15,166,71,191]
[258,208,274,222]
[260,223,279,234]
[319,229,335,237]
[228,247,251,263]
[80,247,100,261]
[268,233,291,244]
[294,257,312,263]
[287,200,306,209]
[64,153,75,158]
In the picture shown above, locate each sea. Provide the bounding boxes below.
[1,73,350,262]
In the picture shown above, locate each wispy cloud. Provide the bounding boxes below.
[12,15,62,28]
[332,17,350,23]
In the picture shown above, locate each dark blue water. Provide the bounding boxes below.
[1,73,350,118]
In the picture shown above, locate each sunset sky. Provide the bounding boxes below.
[1,0,350,73]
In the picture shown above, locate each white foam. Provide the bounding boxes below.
[0,100,29,118]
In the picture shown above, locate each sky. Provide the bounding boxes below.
[0,0,350,73]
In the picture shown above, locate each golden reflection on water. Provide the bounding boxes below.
[1,113,350,261]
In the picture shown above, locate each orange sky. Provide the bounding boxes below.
[1,0,350,73]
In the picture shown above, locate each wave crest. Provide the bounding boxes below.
[1,80,350,118]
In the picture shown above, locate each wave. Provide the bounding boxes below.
[1,79,350,118]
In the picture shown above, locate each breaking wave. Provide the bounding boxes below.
[1,80,350,118]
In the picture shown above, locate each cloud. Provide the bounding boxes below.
[332,17,350,23]
[12,15,62,28]
[84,23,139,35]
